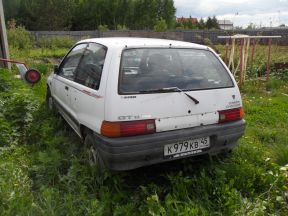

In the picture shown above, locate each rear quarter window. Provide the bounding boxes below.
[119,48,234,94]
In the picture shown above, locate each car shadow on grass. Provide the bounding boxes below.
[117,154,220,188]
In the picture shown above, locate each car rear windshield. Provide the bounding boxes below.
[119,48,234,94]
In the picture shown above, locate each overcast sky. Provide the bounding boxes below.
[174,0,288,28]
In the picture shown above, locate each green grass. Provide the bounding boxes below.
[1,45,288,215]
[9,47,69,70]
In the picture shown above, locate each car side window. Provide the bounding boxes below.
[74,43,107,90]
[58,43,88,80]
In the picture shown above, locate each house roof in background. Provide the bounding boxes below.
[176,17,198,24]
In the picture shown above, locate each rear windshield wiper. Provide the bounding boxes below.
[139,87,199,104]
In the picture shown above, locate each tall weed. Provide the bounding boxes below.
[7,20,33,50]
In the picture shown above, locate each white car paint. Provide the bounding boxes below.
[47,38,245,170]
[48,37,241,138]
[102,38,241,133]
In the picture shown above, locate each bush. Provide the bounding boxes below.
[7,20,33,50]
[0,118,12,147]
[36,36,75,49]
[153,18,168,32]
[117,25,129,31]
[271,69,288,81]
[98,25,109,31]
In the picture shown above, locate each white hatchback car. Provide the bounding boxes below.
[47,37,246,171]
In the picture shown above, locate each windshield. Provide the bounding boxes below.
[119,48,234,94]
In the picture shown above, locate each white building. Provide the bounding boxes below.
[218,20,234,30]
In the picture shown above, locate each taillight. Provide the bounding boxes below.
[101,119,156,138]
[218,107,244,123]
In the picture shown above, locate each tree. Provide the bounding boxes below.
[117,24,129,31]
[158,0,176,29]
[3,0,177,31]
[205,16,219,29]
[17,0,74,30]
[197,18,205,29]
[3,0,21,22]
[175,22,185,30]
[98,24,109,31]
[246,22,256,30]
[153,18,167,32]
[211,16,220,29]
[206,16,213,29]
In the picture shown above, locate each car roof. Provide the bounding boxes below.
[77,37,208,49]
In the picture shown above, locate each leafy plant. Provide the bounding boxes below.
[153,18,168,32]
[117,25,129,31]
[7,19,33,50]
[98,25,109,31]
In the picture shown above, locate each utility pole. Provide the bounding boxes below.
[0,0,10,68]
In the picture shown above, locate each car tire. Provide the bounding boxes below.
[46,88,56,112]
[84,133,106,172]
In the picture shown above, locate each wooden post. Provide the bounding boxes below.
[0,0,10,69]
[266,38,272,81]
[224,38,229,65]
[228,38,236,71]
[244,38,250,81]
[239,38,244,86]
[250,38,256,67]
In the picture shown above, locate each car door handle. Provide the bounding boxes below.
[65,86,69,91]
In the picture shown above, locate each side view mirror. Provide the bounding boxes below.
[0,58,41,85]
[54,65,59,74]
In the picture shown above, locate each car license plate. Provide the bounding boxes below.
[164,137,210,158]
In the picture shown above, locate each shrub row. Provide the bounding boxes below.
[7,24,75,50]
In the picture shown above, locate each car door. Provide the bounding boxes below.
[52,43,88,131]
[71,43,108,134]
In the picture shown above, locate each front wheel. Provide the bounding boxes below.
[46,88,55,112]
[84,133,106,172]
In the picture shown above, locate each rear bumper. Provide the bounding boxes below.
[93,120,246,171]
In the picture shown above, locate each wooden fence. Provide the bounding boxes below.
[30,28,288,45]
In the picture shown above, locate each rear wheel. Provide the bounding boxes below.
[84,133,106,172]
